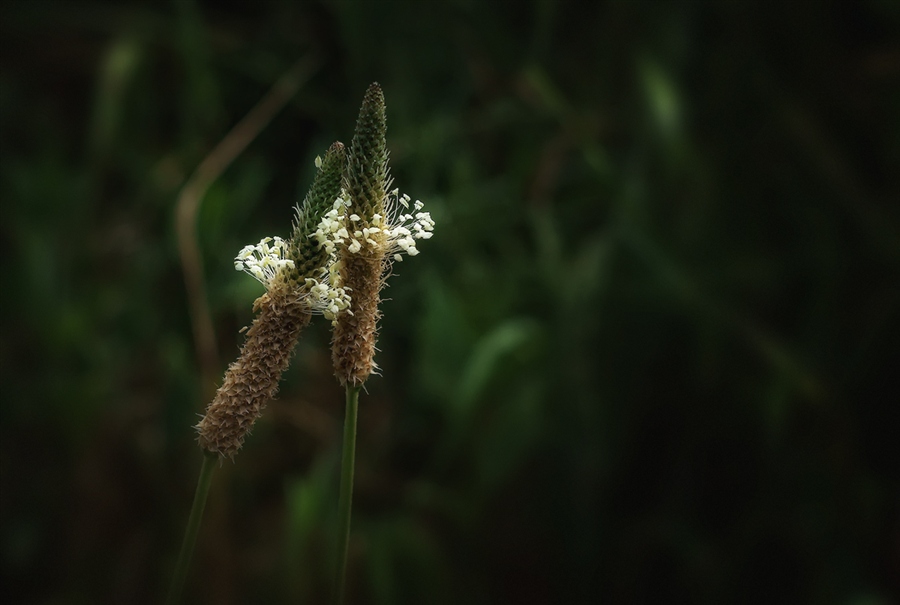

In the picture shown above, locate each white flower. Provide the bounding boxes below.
[234,234,352,321]
[234,236,295,288]
[312,189,435,262]
[302,277,352,321]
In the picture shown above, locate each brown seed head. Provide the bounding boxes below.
[331,83,391,386]
[197,291,311,459]
[331,249,384,386]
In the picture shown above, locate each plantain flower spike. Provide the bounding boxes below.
[326,83,435,387]
[197,142,349,459]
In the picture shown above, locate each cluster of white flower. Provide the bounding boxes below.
[385,189,436,261]
[234,236,295,286]
[234,186,433,321]
[313,190,435,263]
[234,235,351,321]
[302,276,352,321]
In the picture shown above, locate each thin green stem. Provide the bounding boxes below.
[333,384,361,605]
[167,450,218,605]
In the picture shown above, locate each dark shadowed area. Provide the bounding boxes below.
[1,0,898,603]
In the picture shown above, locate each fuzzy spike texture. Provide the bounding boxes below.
[332,83,389,386]
[197,292,311,459]
[288,141,346,281]
[332,252,384,386]
[345,82,388,223]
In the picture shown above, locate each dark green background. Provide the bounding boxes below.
[1,0,897,603]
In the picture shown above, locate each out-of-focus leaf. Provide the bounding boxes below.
[456,317,542,415]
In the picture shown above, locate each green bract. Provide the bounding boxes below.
[344,83,389,224]
[290,141,347,280]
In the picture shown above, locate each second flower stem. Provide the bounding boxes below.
[167,450,218,605]
[333,384,360,605]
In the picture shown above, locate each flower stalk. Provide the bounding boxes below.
[328,82,434,603]
[333,385,360,605]
[171,83,435,604]
[166,451,217,605]
[170,142,347,600]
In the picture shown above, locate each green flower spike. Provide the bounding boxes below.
[326,83,435,387]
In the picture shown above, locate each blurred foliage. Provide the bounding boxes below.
[1,0,898,603]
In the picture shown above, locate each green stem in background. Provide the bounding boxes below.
[333,385,361,605]
[167,450,218,605]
